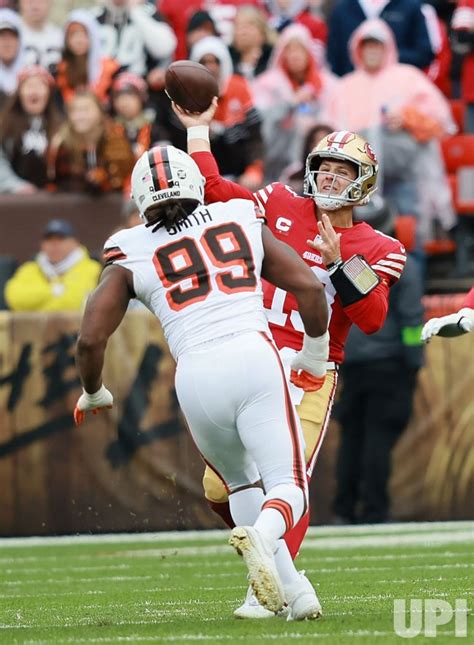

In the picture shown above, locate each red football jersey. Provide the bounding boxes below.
[192,152,406,364]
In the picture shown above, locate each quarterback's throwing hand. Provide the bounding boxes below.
[307,213,342,266]
[171,97,218,128]
[74,385,113,426]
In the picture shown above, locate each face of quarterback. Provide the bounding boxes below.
[316,159,357,196]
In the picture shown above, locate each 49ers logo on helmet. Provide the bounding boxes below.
[326,131,355,151]
[365,142,377,162]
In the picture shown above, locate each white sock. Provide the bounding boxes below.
[229,487,264,526]
[274,540,301,587]
[253,508,286,541]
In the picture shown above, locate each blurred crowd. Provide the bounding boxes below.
[1,0,473,313]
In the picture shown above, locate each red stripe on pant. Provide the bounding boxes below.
[258,333,307,507]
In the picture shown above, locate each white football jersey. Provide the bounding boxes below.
[104,199,269,359]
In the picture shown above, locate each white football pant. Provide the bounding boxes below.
[175,331,308,533]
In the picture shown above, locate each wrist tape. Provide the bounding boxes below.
[83,384,108,405]
[302,331,330,361]
[187,125,210,143]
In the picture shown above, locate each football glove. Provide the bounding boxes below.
[290,331,329,392]
[421,308,474,342]
[74,384,113,426]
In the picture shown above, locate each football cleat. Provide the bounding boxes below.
[234,586,290,619]
[285,571,322,621]
[229,526,285,613]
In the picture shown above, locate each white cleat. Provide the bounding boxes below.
[285,571,322,621]
[234,586,290,619]
[229,526,285,614]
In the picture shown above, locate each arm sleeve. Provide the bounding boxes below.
[342,279,391,334]
[342,238,407,334]
[191,151,257,204]
[130,6,176,61]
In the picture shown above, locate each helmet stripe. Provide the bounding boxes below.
[328,130,354,149]
[160,146,174,187]
[148,149,161,191]
[148,147,169,191]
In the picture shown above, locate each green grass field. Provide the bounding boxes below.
[0,522,472,644]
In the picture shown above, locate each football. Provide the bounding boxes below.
[165,60,218,113]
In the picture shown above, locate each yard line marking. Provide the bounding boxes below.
[49,531,472,561]
[301,531,474,550]
[1,549,471,566]
[0,575,152,586]
[1,521,472,548]
[1,564,131,575]
[21,631,463,644]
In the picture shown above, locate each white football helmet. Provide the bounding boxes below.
[131,145,205,222]
[304,131,378,211]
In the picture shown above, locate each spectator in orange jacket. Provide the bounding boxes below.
[153,34,265,191]
[190,35,265,190]
[54,9,120,106]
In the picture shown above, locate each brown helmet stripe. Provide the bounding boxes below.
[148,147,169,191]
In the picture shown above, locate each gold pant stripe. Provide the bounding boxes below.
[298,370,338,477]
